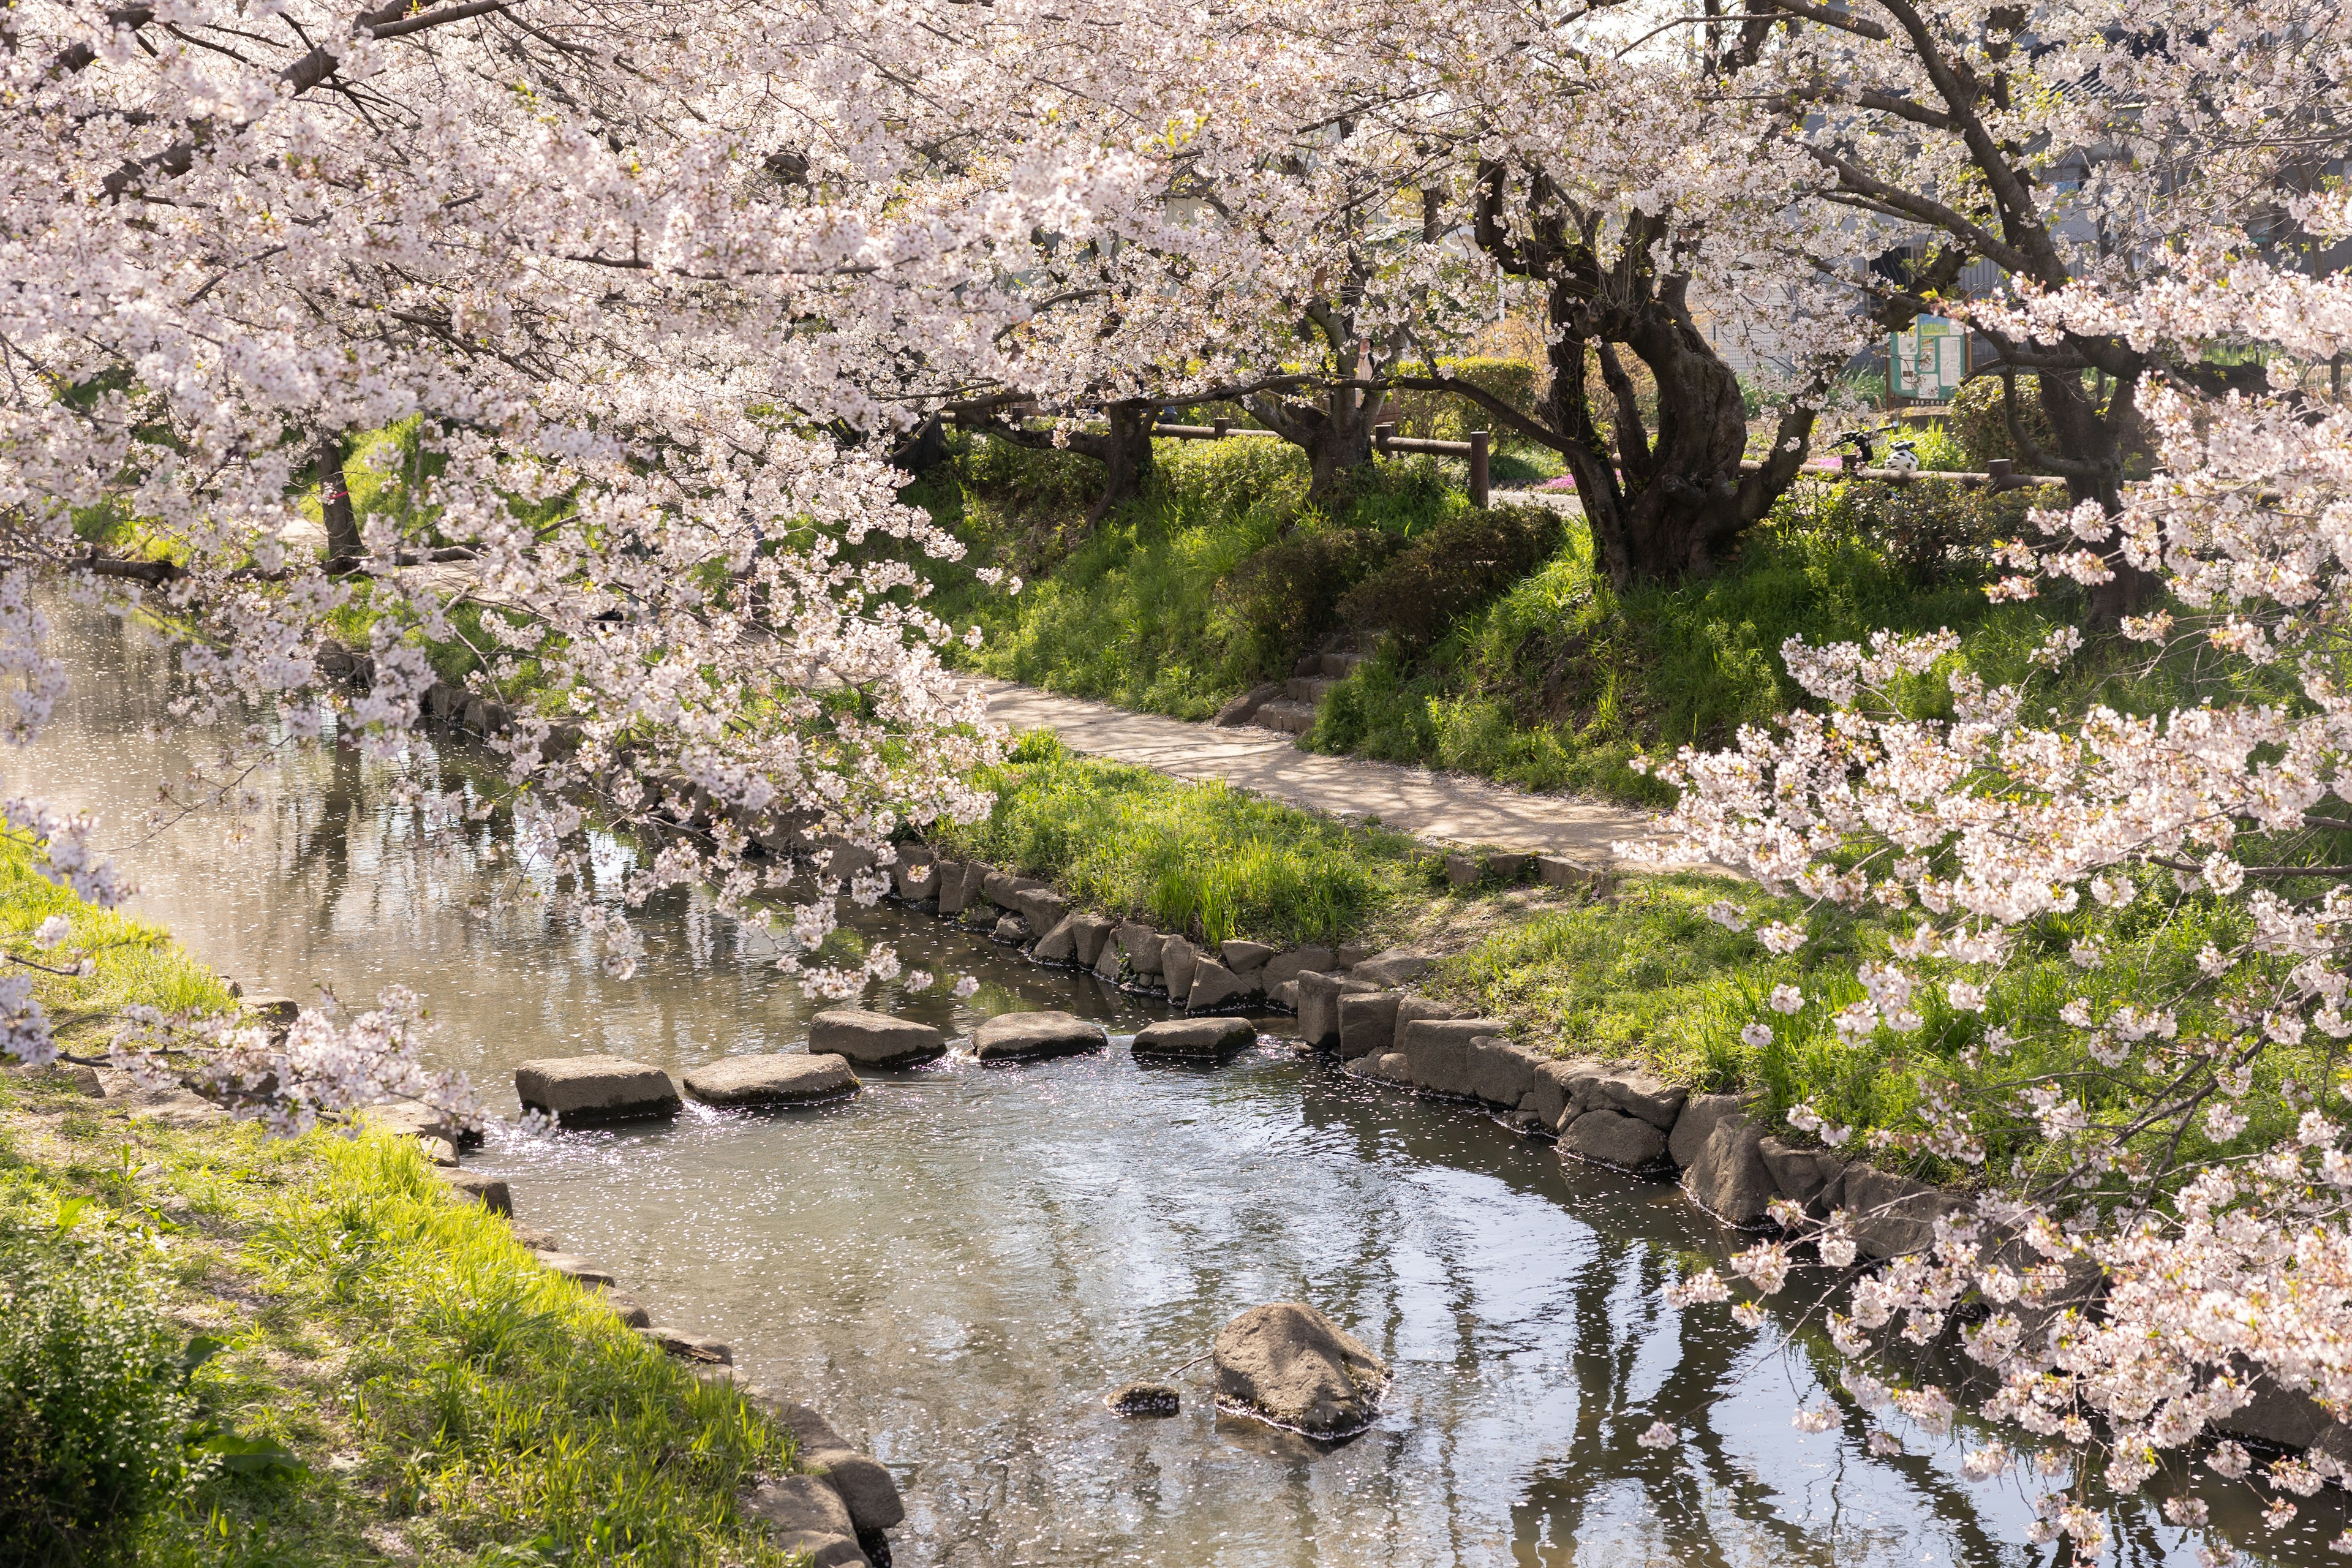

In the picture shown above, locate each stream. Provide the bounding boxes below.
[17,606,2343,1566]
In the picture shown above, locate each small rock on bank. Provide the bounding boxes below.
[682,1053,859,1107]
[1212,1302,1389,1438]
[1130,1017,1256,1060]
[970,1011,1107,1063]
[513,1055,680,1126]
[807,1009,948,1068]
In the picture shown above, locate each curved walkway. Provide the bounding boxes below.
[973,677,1662,864]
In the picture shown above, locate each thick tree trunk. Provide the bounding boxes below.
[1546,285,1789,588]
[2034,370,2154,624]
[1083,400,1158,522]
[315,433,361,561]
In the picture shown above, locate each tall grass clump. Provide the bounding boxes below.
[935,731,1430,945]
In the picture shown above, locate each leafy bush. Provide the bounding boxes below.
[1336,503,1566,654]
[0,1221,194,1566]
[1822,477,2038,586]
[1948,372,2057,471]
[1212,521,1401,677]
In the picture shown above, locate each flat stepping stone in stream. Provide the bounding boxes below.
[807,1008,948,1068]
[1131,1017,1257,1060]
[971,1010,1109,1063]
[682,1052,859,1107]
[514,1055,680,1126]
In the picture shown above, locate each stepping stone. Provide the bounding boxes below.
[1131,1017,1256,1059]
[807,1009,947,1068]
[682,1053,859,1107]
[514,1055,680,1125]
[970,1011,1107,1062]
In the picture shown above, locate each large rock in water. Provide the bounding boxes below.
[1213,1303,1389,1438]
[971,1010,1108,1062]
[514,1055,680,1125]
[807,1009,947,1068]
[1131,1017,1256,1060]
[682,1053,859,1107]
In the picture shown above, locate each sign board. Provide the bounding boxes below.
[1890,314,1965,402]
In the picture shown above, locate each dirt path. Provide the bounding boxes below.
[973,677,1664,865]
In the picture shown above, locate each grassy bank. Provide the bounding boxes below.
[933,730,1436,946]
[0,839,805,1568]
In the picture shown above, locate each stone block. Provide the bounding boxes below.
[1841,1164,1966,1261]
[1585,1071,1687,1131]
[538,1252,617,1288]
[1333,944,1373,969]
[1758,1137,1844,1209]
[1011,886,1067,934]
[1071,913,1114,968]
[641,1325,732,1364]
[1682,1112,1776,1228]
[1336,993,1401,1059]
[514,1055,680,1126]
[1464,1035,1539,1109]
[1295,971,1378,1049]
[1031,915,1080,964]
[808,1009,948,1068]
[1219,940,1275,974]
[990,913,1030,945]
[933,860,978,914]
[1558,1109,1670,1171]
[1114,922,1164,975]
[971,1011,1108,1062]
[1483,851,1532,882]
[682,1053,859,1107]
[435,1169,511,1215]
[1092,933,1125,981]
[1261,945,1334,988]
[1397,1017,1501,1098]
[1535,855,1602,889]
[1183,959,1248,1012]
[1667,1093,1747,1171]
[890,845,936,900]
[1132,1017,1256,1058]
[742,1476,868,1567]
[1161,935,1198,1000]
[1443,853,1480,889]
[740,1395,907,1534]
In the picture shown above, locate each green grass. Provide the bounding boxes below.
[1422,865,2336,1192]
[0,836,810,1568]
[0,834,236,1058]
[933,731,1436,946]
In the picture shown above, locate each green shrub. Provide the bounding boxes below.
[1336,503,1566,654]
[1822,477,2038,586]
[0,1223,194,1566]
[1212,521,1402,677]
[1948,372,2057,471]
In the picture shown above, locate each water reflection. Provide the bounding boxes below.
[14,603,2339,1566]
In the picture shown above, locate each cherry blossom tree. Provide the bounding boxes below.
[0,0,1204,1129]
[1637,198,2352,1555]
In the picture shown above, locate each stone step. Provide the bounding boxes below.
[1319,652,1366,679]
[1284,676,1339,704]
[1252,699,1317,735]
